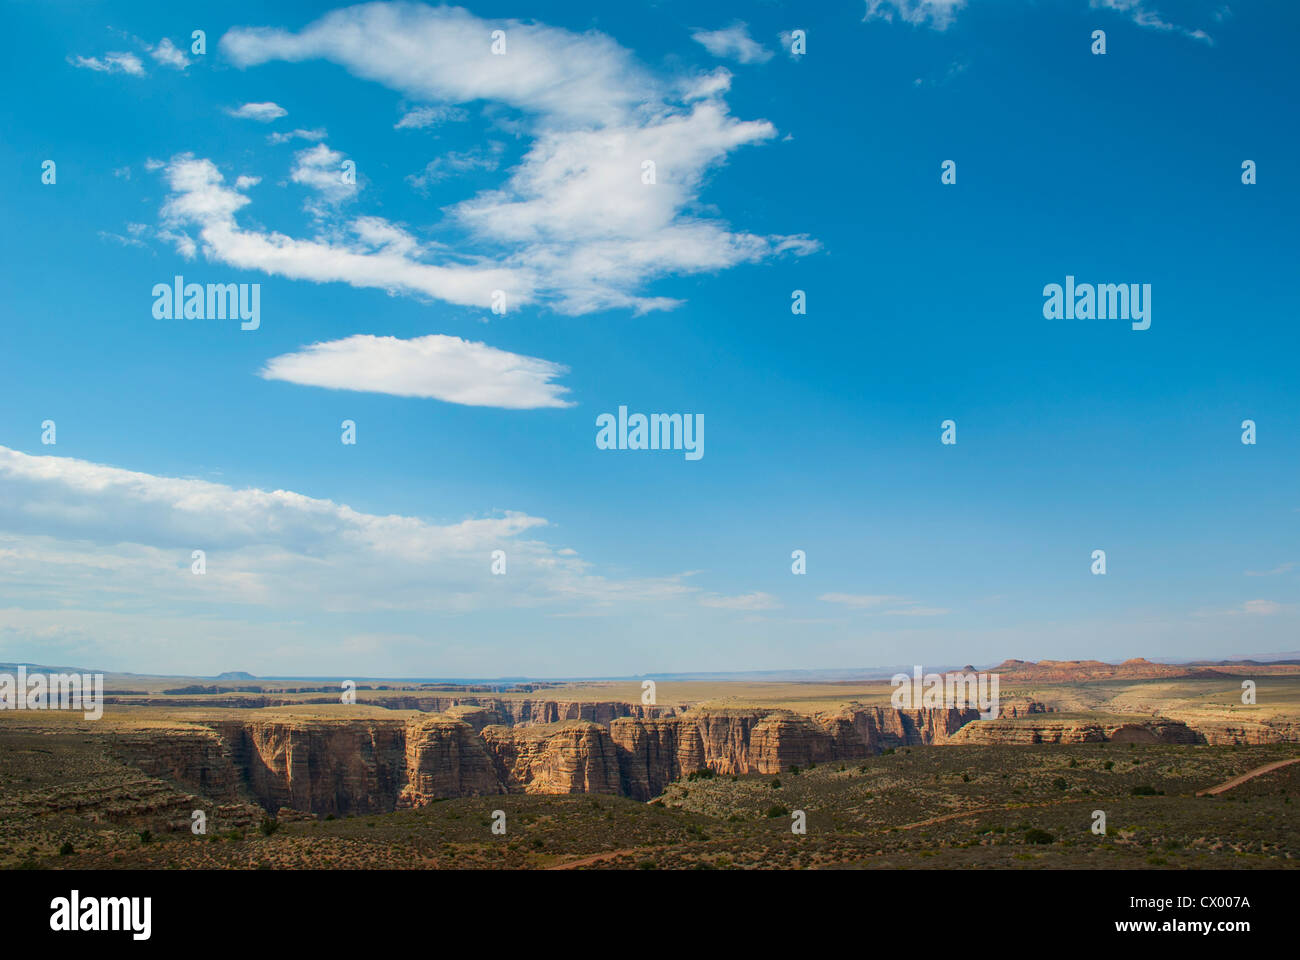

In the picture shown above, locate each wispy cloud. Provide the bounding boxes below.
[820,593,947,616]
[883,606,950,617]
[260,334,573,409]
[149,37,191,70]
[68,52,145,76]
[395,105,468,130]
[1245,562,1296,577]
[819,593,909,608]
[227,101,288,122]
[863,0,968,31]
[1092,0,1214,44]
[407,145,503,192]
[865,0,1214,42]
[267,127,327,145]
[699,591,781,611]
[0,446,698,638]
[218,3,815,315]
[1196,599,1290,617]
[691,23,773,64]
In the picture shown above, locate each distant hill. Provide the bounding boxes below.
[214,671,258,681]
[989,658,1300,682]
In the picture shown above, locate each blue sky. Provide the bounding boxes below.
[0,0,1296,677]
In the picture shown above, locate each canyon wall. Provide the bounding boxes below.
[948,717,1203,745]
[114,704,984,813]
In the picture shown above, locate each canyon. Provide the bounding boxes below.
[111,703,988,815]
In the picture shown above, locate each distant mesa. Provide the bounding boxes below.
[989,657,1300,682]
[215,671,258,681]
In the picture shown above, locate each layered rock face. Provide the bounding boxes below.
[947,717,1202,745]
[117,705,984,813]
[213,718,410,815]
[114,724,245,801]
[481,722,623,795]
[400,715,506,805]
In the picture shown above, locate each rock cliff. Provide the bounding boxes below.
[947,716,1202,745]
[113,704,988,813]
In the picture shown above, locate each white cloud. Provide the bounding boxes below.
[395,105,468,129]
[221,5,653,125]
[227,101,288,122]
[691,23,773,64]
[819,593,909,608]
[407,145,502,192]
[291,142,359,208]
[0,446,712,671]
[1241,599,1285,616]
[1092,0,1214,43]
[259,333,573,409]
[699,591,781,611]
[98,222,150,249]
[1245,562,1296,577]
[69,52,145,76]
[863,0,968,30]
[819,593,946,616]
[1195,599,1291,617]
[863,0,1213,41]
[267,127,327,144]
[217,3,815,315]
[883,606,950,617]
[157,154,527,310]
[150,37,191,69]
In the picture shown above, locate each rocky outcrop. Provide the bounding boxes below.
[947,717,1203,745]
[1172,718,1300,746]
[819,704,982,751]
[400,715,505,805]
